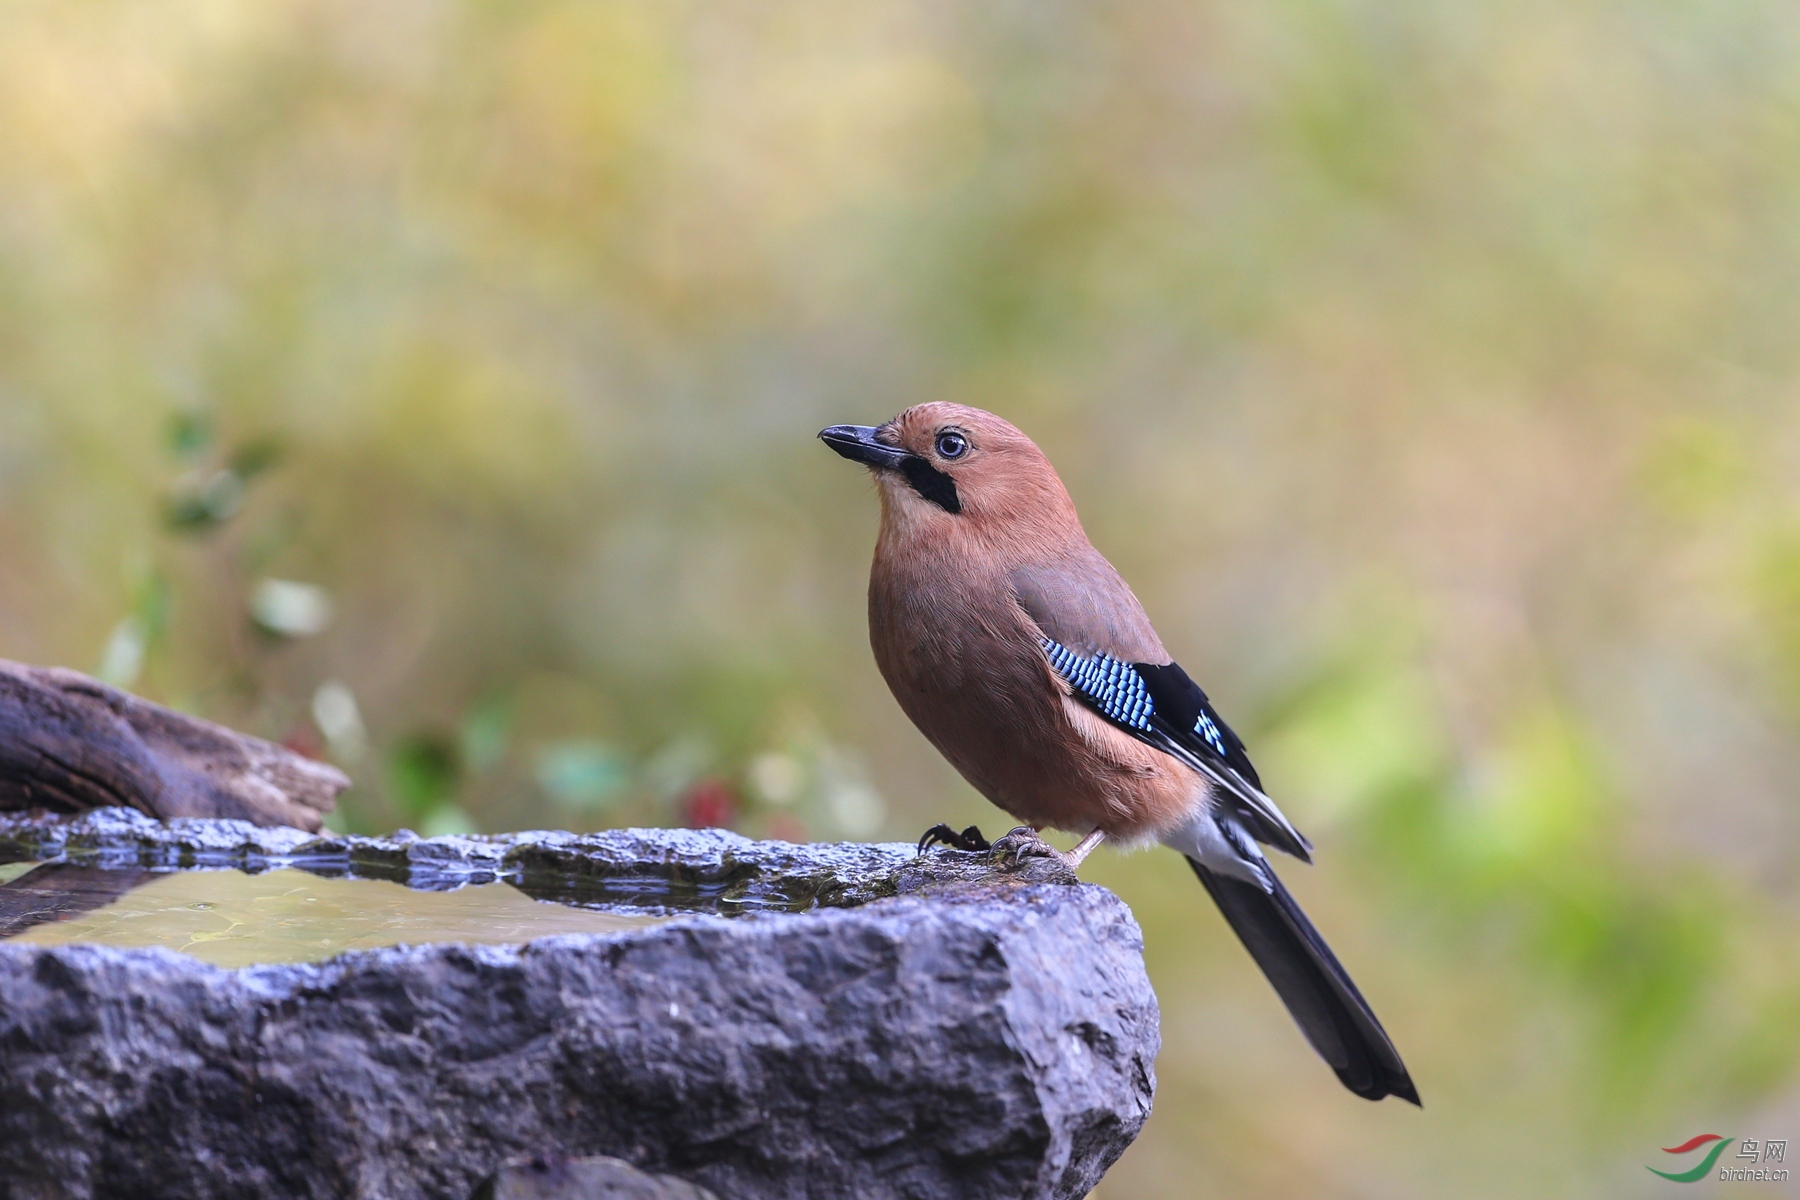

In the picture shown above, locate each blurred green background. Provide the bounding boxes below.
[3,0,1799,1194]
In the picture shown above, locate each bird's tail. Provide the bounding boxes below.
[1188,857,1420,1105]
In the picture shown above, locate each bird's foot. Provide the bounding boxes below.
[917,823,992,854]
[988,826,1106,873]
[989,826,1062,866]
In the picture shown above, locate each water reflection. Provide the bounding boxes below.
[0,862,153,938]
[1,866,669,968]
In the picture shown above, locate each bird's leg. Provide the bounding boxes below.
[1063,827,1106,868]
[917,823,992,854]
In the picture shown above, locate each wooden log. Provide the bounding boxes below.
[0,660,346,832]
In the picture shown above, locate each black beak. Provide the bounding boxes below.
[818,424,908,470]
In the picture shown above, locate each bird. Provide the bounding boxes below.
[819,402,1419,1105]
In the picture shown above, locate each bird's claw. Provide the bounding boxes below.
[989,826,1060,866]
[917,823,992,855]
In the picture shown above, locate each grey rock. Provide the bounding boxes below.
[0,806,967,907]
[0,815,1156,1200]
[472,1155,720,1200]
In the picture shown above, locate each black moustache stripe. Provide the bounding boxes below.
[899,456,960,514]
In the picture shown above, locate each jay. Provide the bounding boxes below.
[820,403,1419,1105]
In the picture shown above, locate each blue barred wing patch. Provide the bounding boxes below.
[1042,638,1231,755]
[1195,710,1227,757]
[1040,639,1154,730]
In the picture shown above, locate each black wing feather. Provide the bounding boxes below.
[1039,638,1310,860]
[1134,661,1263,789]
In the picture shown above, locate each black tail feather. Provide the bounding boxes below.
[1188,857,1420,1105]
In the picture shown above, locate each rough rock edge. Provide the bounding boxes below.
[0,807,1073,910]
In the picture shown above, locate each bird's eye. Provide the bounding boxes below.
[935,430,969,460]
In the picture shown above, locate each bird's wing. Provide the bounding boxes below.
[1013,557,1310,861]
[1036,639,1311,861]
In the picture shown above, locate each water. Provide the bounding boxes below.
[0,863,669,968]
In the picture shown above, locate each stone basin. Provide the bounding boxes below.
[0,808,1158,1200]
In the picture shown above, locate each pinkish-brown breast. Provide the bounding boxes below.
[867,547,1203,843]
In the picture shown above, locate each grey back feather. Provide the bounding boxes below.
[1009,547,1168,664]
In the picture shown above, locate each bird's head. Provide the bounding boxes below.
[818,403,1078,550]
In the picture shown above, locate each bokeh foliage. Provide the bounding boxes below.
[2,0,1799,1195]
